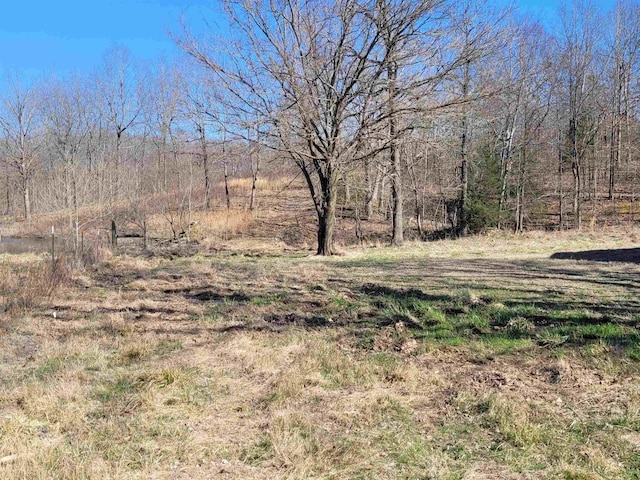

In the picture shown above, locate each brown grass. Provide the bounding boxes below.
[0,254,70,313]
[227,177,290,193]
[0,227,639,479]
[145,209,255,242]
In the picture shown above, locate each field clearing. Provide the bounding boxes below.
[1,228,639,479]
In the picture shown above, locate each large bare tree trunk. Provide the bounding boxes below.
[4,174,12,216]
[389,62,403,246]
[381,23,403,246]
[572,159,581,228]
[249,160,258,211]
[457,60,471,237]
[317,196,337,255]
[390,150,403,245]
[317,170,338,255]
[23,176,31,223]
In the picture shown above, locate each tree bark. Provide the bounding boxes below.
[250,158,259,211]
[572,158,581,228]
[199,126,211,210]
[317,174,338,255]
[4,174,11,216]
[457,60,471,237]
[249,125,259,211]
[222,132,231,211]
[23,176,31,223]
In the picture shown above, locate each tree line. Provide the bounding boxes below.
[1,0,639,255]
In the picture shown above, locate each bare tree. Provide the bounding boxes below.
[183,71,218,210]
[95,46,142,203]
[40,75,93,253]
[0,76,41,223]
[449,0,506,236]
[177,0,393,254]
[512,23,553,232]
[606,0,640,200]
[373,0,443,245]
[558,0,602,228]
[177,0,491,252]
[143,60,184,195]
[482,18,552,231]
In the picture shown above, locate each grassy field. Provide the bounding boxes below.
[1,227,639,479]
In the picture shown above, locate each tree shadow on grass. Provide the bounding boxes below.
[351,282,640,355]
[203,269,640,357]
[360,283,453,303]
[82,252,640,359]
[551,248,640,264]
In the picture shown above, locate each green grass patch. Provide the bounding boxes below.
[155,339,183,355]
[250,292,289,306]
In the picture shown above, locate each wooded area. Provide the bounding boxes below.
[1,0,639,255]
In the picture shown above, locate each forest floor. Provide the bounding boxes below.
[1,227,640,479]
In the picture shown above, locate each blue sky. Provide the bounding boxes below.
[0,0,618,79]
[0,0,218,78]
[511,0,616,22]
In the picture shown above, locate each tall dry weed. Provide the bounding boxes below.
[0,256,70,313]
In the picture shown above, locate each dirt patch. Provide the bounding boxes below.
[471,371,508,389]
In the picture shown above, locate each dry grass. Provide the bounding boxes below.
[191,210,255,241]
[227,176,290,193]
[0,176,291,244]
[1,227,639,479]
[145,209,255,242]
[0,254,70,313]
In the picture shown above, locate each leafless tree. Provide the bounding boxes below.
[143,60,184,195]
[95,46,142,203]
[0,76,41,223]
[177,0,494,252]
[177,0,392,254]
[605,0,640,200]
[449,0,506,235]
[372,0,446,246]
[557,0,602,228]
[183,70,219,210]
[40,75,94,253]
